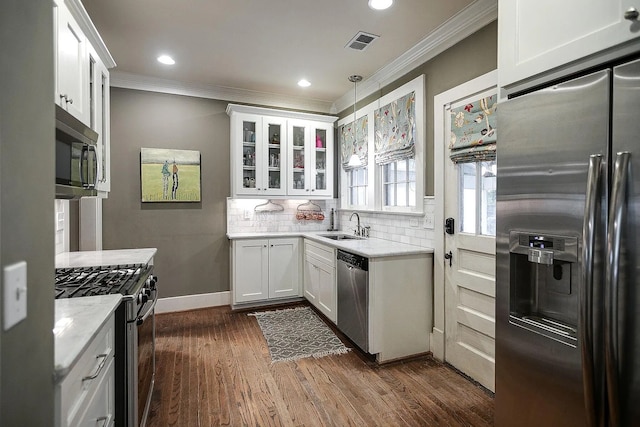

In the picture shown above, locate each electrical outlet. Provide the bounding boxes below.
[243,209,251,220]
[423,214,435,229]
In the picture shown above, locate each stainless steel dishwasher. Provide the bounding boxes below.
[337,250,369,352]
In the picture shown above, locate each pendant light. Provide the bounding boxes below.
[348,75,363,167]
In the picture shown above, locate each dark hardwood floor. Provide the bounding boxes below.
[147,304,494,427]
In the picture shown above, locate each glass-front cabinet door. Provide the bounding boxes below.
[262,117,286,195]
[310,122,333,197]
[234,114,286,196]
[287,120,334,197]
[236,113,262,196]
[288,121,309,196]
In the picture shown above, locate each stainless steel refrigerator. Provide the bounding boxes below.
[496,57,640,427]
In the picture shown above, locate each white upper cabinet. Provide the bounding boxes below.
[54,0,115,196]
[55,1,88,123]
[287,120,333,198]
[231,113,287,196]
[499,0,640,89]
[227,104,337,199]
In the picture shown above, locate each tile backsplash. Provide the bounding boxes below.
[227,198,339,233]
[227,197,436,249]
[337,198,436,248]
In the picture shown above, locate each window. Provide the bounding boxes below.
[338,75,424,214]
[383,158,416,207]
[348,167,368,206]
[460,161,496,236]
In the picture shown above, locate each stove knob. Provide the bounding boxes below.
[138,293,149,305]
[147,275,157,290]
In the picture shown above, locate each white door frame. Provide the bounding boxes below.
[431,70,498,360]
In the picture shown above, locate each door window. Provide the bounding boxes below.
[459,161,496,236]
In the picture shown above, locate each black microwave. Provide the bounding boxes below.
[55,104,98,199]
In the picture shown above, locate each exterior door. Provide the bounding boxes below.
[443,91,497,392]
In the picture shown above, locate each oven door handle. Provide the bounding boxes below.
[136,288,158,326]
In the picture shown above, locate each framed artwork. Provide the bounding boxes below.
[140,148,201,202]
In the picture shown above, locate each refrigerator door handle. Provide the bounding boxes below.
[581,154,603,427]
[606,151,631,427]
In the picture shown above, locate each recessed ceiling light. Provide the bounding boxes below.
[298,79,311,87]
[368,0,393,10]
[157,55,175,65]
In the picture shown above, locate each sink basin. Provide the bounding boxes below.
[320,234,361,241]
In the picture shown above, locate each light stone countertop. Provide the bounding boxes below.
[56,248,157,268]
[53,294,122,382]
[227,231,433,258]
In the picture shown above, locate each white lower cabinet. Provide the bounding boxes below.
[303,240,336,323]
[232,238,301,305]
[56,314,115,427]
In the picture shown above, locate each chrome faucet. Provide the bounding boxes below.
[350,212,361,236]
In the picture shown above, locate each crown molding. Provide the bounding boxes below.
[110,71,336,114]
[332,0,497,114]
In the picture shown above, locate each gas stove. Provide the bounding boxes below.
[54,262,157,427]
[55,264,153,299]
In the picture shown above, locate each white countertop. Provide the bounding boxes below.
[53,294,122,382]
[227,231,433,258]
[56,248,157,268]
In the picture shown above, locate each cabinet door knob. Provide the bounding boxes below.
[625,7,639,20]
[67,98,73,105]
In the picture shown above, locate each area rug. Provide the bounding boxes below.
[249,306,351,363]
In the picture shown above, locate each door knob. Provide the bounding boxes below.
[444,251,453,267]
[625,7,639,20]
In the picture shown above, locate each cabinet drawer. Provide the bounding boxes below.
[305,240,335,267]
[75,359,115,427]
[58,316,114,427]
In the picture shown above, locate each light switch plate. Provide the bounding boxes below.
[3,261,27,330]
[423,214,435,229]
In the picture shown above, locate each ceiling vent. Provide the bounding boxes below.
[345,31,380,51]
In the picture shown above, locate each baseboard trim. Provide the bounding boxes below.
[430,328,445,361]
[156,291,231,314]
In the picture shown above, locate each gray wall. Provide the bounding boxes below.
[103,89,230,298]
[340,21,498,196]
[1,1,55,425]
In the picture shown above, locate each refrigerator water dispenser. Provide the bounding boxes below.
[508,231,578,346]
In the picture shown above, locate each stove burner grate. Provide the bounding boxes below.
[55,264,151,298]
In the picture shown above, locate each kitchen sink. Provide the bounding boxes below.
[320,234,361,241]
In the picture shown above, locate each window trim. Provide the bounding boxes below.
[339,75,425,214]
